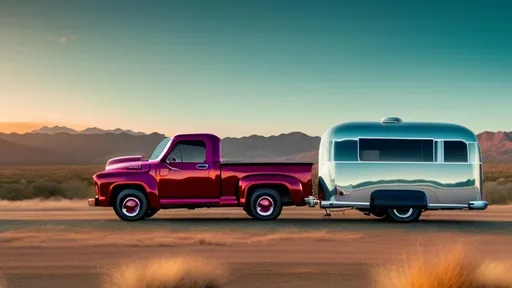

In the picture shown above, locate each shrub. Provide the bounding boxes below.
[0,183,33,200]
[29,180,65,199]
[483,181,512,205]
[59,179,94,199]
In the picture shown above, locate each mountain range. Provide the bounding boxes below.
[0,126,510,165]
[32,126,148,136]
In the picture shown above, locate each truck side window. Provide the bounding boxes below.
[359,138,434,162]
[167,144,182,162]
[167,140,207,163]
[444,140,468,163]
[333,140,358,161]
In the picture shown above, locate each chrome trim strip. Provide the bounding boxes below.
[305,196,489,211]
[428,204,468,209]
[320,201,370,209]
[304,196,369,209]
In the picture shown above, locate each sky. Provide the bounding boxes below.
[0,0,511,137]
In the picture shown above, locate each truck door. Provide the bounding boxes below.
[157,139,218,200]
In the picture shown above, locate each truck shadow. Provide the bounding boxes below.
[141,217,512,234]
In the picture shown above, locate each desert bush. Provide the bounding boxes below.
[0,183,33,200]
[0,180,94,200]
[29,179,65,199]
[483,181,512,205]
[59,179,95,199]
[372,245,512,288]
[102,256,228,288]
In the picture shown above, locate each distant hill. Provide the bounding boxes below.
[0,130,320,165]
[0,127,510,165]
[478,131,512,163]
[32,125,148,136]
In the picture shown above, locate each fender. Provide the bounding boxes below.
[370,189,428,209]
[94,171,160,211]
[239,174,304,206]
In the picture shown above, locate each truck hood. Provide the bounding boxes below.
[105,155,149,171]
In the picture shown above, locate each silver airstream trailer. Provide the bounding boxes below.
[305,117,487,223]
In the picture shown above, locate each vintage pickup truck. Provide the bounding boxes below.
[88,133,313,221]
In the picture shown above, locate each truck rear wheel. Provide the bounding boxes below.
[248,188,283,220]
[113,189,149,221]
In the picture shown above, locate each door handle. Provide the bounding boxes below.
[196,164,209,170]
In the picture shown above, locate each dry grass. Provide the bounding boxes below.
[476,260,512,287]
[102,256,228,288]
[372,244,512,288]
[0,227,362,248]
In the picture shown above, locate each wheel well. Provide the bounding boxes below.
[370,189,428,210]
[246,184,292,206]
[109,184,148,206]
[317,177,328,200]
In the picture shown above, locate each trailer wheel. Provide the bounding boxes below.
[371,209,387,219]
[248,188,283,220]
[384,207,422,223]
[113,189,148,221]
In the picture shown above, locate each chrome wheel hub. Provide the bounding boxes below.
[392,208,414,218]
[256,196,274,216]
[122,197,140,217]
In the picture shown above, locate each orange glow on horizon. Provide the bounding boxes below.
[0,122,85,133]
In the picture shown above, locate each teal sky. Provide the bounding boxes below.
[0,0,511,137]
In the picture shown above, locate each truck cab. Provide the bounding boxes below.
[89,133,313,221]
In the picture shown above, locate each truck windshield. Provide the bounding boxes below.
[149,137,171,160]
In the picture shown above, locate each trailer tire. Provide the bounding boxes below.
[113,189,148,221]
[371,209,387,219]
[248,188,282,220]
[384,207,422,223]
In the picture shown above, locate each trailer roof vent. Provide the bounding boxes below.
[380,117,403,124]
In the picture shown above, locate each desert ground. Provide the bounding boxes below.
[0,201,511,288]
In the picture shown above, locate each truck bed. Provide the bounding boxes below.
[219,162,314,206]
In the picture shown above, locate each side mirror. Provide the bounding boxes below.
[166,156,178,164]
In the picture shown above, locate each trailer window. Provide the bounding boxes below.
[167,140,206,163]
[359,138,434,162]
[444,140,468,163]
[333,140,358,161]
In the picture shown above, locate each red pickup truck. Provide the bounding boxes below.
[88,133,313,221]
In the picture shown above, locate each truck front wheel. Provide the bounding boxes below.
[113,189,149,221]
[248,188,283,220]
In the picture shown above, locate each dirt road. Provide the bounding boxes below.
[0,203,511,288]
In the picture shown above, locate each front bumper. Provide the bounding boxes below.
[88,197,99,207]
